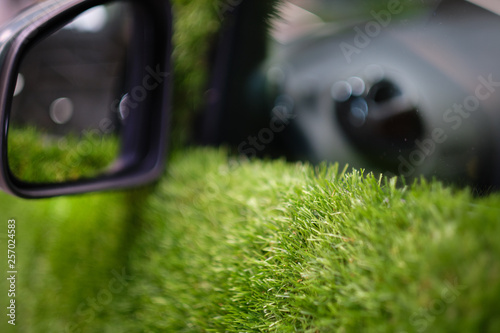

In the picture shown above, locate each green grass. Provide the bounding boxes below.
[2,148,500,332]
[1,1,499,332]
[8,126,120,183]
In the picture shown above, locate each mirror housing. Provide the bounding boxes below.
[0,0,172,198]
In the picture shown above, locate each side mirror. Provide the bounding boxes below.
[0,0,172,198]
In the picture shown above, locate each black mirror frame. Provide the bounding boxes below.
[0,0,172,198]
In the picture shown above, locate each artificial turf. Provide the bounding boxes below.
[2,148,499,332]
[1,1,499,331]
[8,126,120,183]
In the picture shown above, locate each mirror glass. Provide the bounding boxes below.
[8,2,132,183]
[245,0,500,189]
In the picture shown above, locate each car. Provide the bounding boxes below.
[198,0,500,193]
[0,0,499,197]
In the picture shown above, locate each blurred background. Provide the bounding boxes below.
[197,0,500,191]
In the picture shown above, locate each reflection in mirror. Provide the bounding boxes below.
[8,2,131,184]
[247,0,500,189]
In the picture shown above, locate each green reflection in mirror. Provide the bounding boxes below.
[8,126,120,183]
[7,2,131,184]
